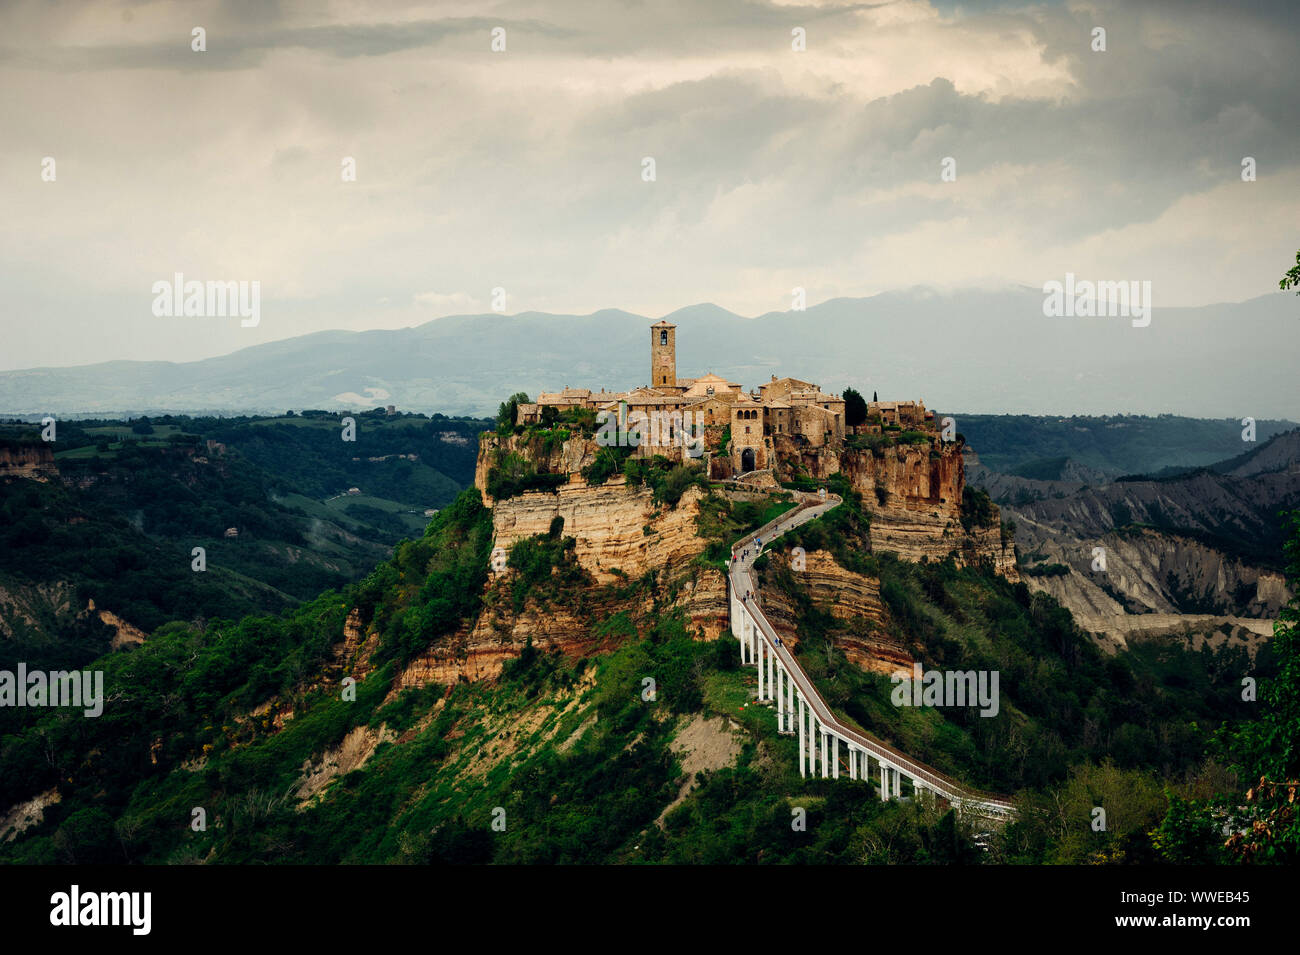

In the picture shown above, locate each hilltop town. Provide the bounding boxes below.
[477,319,1017,600]
[517,320,937,480]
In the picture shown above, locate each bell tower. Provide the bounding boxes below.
[650,320,677,388]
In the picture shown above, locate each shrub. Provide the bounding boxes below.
[1022,562,1070,577]
[582,447,627,485]
[496,392,530,431]
[960,486,996,530]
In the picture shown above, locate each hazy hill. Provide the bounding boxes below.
[2,288,1297,419]
[953,414,1298,478]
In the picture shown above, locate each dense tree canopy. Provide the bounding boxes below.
[843,387,867,427]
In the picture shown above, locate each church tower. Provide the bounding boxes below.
[650,320,676,389]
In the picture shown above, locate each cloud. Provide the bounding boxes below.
[413,291,479,313]
[0,0,1297,374]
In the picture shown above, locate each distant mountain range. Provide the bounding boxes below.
[3,287,1297,418]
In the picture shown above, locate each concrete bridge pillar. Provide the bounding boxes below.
[786,673,794,733]
[759,641,769,701]
[809,711,818,778]
[775,665,784,730]
[832,736,840,779]
[803,698,811,776]
[797,695,806,778]
[736,604,745,663]
[806,710,814,777]
[756,633,764,699]
[880,762,889,802]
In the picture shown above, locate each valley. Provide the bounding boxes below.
[965,425,1299,655]
[0,411,488,675]
[1,400,1290,864]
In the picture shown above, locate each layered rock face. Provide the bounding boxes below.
[388,429,1017,688]
[393,564,729,690]
[0,445,57,481]
[779,437,1017,578]
[758,549,911,677]
[968,433,1300,653]
[1013,523,1287,653]
[490,478,707,584]
[388,457,730,688]
[396,608,598,690]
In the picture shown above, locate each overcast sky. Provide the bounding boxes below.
[2,0,1298,370]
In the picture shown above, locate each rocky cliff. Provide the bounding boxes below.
[1013,521,1287,653]
[489,478,706,583]
[475,431,598,500]
[778,437,1018,578]
[0,444,57,481]
[758,549,911,676]
[433,428,1020,686]
[385,450,733,688]
[971,431,1300,653]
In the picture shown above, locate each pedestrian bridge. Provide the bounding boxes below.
[728,491,1015,821]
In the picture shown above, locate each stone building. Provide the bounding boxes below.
[725,395,764,472]
[521,319,927,475]
[867,400,932,429]
[650,320,677,389]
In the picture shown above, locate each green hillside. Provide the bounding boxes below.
[0,411,488,672]
[2,484,1291,865]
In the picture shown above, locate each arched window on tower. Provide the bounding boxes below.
[660,330,668,345]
